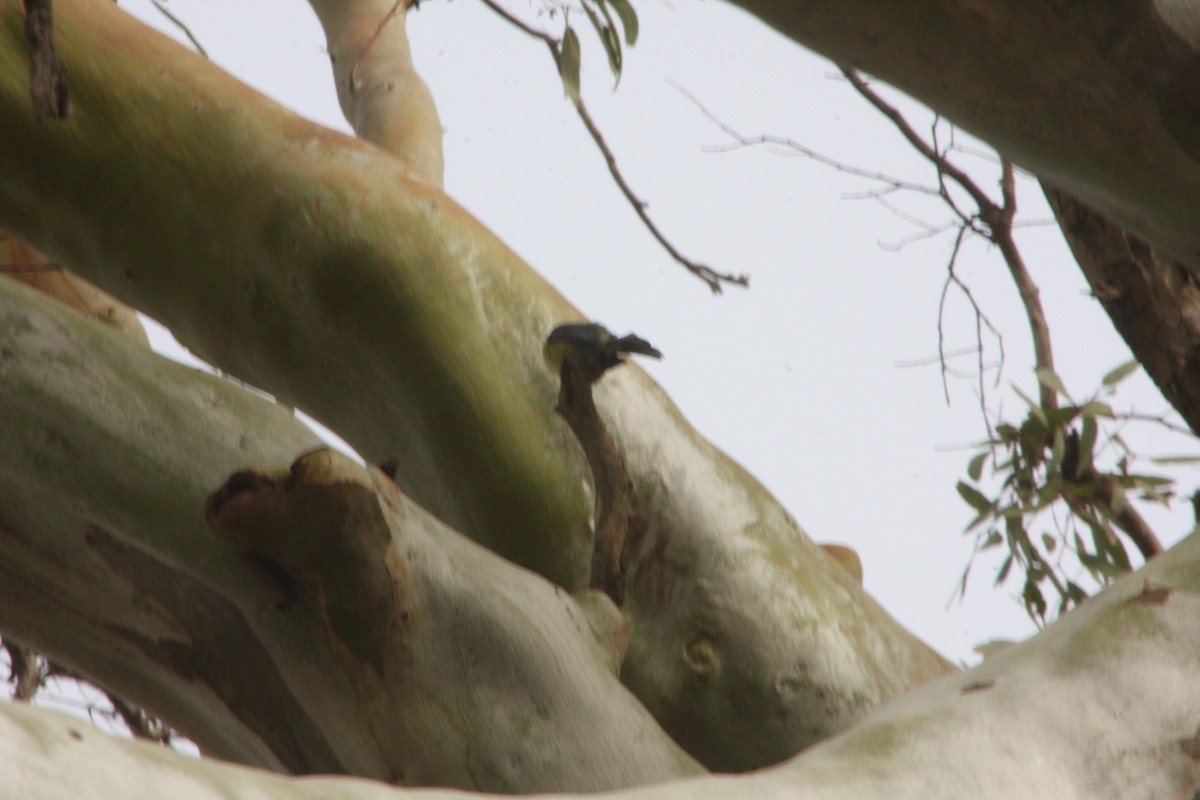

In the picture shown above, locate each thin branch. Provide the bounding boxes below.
[674,80,940,199]
[478,0,746,292]
[347,0,406,94]
[842,70,994,214]
[845,68,1166,566]
[937,224,1004,420]
[148,0,208,58]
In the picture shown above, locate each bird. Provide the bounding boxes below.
[543,322,663,384]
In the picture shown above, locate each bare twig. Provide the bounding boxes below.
[478,0,747,293]
[148,0,208,58]
[936,224,1004,424]
[841,70,1164,567]
[672,80,941,201]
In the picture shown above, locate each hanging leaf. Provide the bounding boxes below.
[1148,454,1200,464]
[957,481,994,513]
[581,0,622,83]
[1079,401,1114,418]
[608,0,639,45]
[995,553,1014,585]
[967,451,989,481]
[559,25,582,101]
[1102,359,1140,387]
[1078,550,1129,579]
[1013,385,1048,424]
[1035,367,1069,400]
[1077,414,1097,476]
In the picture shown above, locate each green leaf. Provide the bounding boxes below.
[1102,359,1140,387]
[1065,581,1089,604]
[582,0,622,82]
[964,510,992,533]
[1078,415,1097,475]
[1078,550,1129,579]
[1013,385,1047,424]
[1046,406,1081,429]
[559,26,582,100]
[1126,474,1176,487]
[608,0,639,45]
[982,530,1003,549]
[1079,401,1114,418]
[995,553,1014,585]
[1023,581,1047,622]
[1148,455,1200,465]
[967,451,988,482]
[1048,429,1066,475]
[1036,368,1069,400]
[957,481,994,513]
[1041,533,1057,553]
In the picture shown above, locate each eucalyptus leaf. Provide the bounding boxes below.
[1035,367,1069,399]
[1078,414,1097,474]
[1101,359,1140,387]
[967,451,988,482]
[609,0,639,45]
[560,26,582,100]
[957,481,994,513]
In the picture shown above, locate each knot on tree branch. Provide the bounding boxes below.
[544,323,662,606]
[205,448,406,672]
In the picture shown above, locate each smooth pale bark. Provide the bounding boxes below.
[727,1,1200,272]
[0,276,700,790]
[307,0,445,186]
[0,0,949,772]
[0,232,147,344]
[8,527,1200,798]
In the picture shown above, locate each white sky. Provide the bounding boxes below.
[115,0,1199,665]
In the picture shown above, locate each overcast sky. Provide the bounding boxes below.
[118,0,1199,665]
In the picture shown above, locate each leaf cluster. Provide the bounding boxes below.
[956,361,1187,624]
[557,0,638,100]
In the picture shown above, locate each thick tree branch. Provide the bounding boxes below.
[727,2,1200,277]
[1043,185,1200,438]
[308,0,444,185]
[8,529,1200,797]
[0,277,701,790]
[0,0,949,773]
